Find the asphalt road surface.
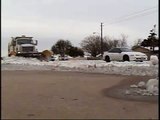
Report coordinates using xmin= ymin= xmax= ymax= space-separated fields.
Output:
xmin=1 ymin=71 xmax=158 ymax=119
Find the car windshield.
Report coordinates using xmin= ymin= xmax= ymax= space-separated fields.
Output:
xmin=120 ymin=48 xmax=132 ymax=52
xmin=17 ymin=39 xmax=32 ymax=44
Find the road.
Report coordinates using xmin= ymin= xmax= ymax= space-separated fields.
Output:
xmin=1 ymin=70 xmax=158 ymax=119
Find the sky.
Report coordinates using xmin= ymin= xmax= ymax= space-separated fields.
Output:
xmin=1 ymin=0 xmax=158 ymax=56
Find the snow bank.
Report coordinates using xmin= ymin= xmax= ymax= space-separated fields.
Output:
xmin=150 ymin=55 xmax=159 ymax=65
xmin=1 ymin=56 xmax=158 ymax=76
xmin=129 ymin=78 xmax=159 ymax=96
xmin=146 ymin=78 xmax=158 ymax=95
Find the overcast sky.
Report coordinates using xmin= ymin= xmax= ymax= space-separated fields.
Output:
xmin=1 ymin=0 xmax=158 ymax=56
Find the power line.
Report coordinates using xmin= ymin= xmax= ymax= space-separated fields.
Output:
xmin=106 ymin=10 xmax=158 ymax=26
xmin=104 ymin=5 xmax=158 ymax=26
xmin=105 ymin=5 xmax=158 ymax=23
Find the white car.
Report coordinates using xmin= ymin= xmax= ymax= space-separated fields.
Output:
xmin=103 ymin=47 xmax=148 ymax=62
xmin=50 ymin=55 xmax=55 ymax=61
xmin=58 ymin=55 xmax=69 ymax=60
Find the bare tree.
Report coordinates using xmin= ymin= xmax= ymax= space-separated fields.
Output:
xmin=133 ymin=38 xmax=143 ymax=46
xmin=103 ymin=36 xmax=118 ymax=51
xmin=116 ymin=34 xmax=128 ymax=47
xmin=81 ymin=35 xmax=101 ymax=57
xmin=81 ymin=34 xmax=128 ymax=57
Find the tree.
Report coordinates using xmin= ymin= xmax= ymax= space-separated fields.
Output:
xmin=103 ymin=36 xmax=118 ymax=51
xmin=51 ymin=39 xmax=72 ymax=56
xmin=81 ymin=34 xmax=128 ymax=57
xmin=51 ymin=39 xmax=84 ymax=57
xmin=141 ymin=25 xmax=159 ymax=52
xmin=81 ymin=35 xmax=101 ymax=57
xmin=133 ymin=38 xmax=143 ymax=46
xmin=68 ymin=47 xmax=84 ymax=57
xmin=132 ymin=38 xmax=143 ymax=49
xmin=118 ymin=34 xmax=128 ymax=47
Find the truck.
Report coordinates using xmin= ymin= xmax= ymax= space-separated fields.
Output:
xmin=8 ymin=35 xmax=53 ymax=61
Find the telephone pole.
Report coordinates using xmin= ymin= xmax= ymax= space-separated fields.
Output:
xmin=100 ymin=22 xmax=104 ymax=56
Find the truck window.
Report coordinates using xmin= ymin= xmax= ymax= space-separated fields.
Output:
xmin=17 ymin=39 xmax=32 ymax=44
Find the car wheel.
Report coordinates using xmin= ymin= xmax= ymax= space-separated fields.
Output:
xmin=105 ymin=56 xmax=110 ymax=62
xmin=123 ymin=55 xmax=129 ymax=61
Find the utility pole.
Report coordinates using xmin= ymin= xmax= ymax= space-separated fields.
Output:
xmin=100 ymin=22 xmax=104 ymax=56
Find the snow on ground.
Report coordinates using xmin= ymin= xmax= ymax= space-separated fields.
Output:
xmin=128 ymin=78 xmax=159 ymax=96
xmin=150 ymin=55 xmax=159 ymax=65
xmin=1 ymin=56 xmax=159 ymax=96
xmin=1 ymin=56 xmax=158 ymax=76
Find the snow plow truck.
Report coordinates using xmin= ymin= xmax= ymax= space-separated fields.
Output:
xmin=8 ymin=35 xmax=53 ymax=61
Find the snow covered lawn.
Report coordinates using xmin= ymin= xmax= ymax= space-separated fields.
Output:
xmin=1 ymin=56 xmax=158 ymax=76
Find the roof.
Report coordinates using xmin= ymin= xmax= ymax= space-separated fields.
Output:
xmin=15 ymin=37 xmax=33 ymax=39
xmin=13 ymin=35 xmax=33 ymax=39
xmin=132 ymin=46 xmax=150 ymax=51
xmin=132 ymin=46 xmax=159 ymax=52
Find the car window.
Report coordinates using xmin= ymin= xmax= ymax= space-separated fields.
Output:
xmin=119 ymin=48 xmax=132 ymax=52
xmin=108 ymin=48 xmax=121 ymax=53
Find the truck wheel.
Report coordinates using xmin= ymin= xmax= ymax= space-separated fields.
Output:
xmin=123 ymin=55 xmax=129 ymax=61
xmin=105 ymin=56 xmax=110 ymax=62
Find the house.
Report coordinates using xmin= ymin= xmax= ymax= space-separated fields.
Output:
xmin=132 ymin=46 xmax=159 ymax=60
xmin=145 ymin=47 xmax=159 ymax=54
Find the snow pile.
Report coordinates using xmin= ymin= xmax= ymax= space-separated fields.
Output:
xmin=150 ymin=55 xmax=159 ymax=65
xmin=1 ymin=56 xmax=158 ymax=76
xmin=137 ymin=81 xmax=146 ymax=89
xmin=1 ymin=56 xmax=53 ymax=66
xmin=129 ymin=78 xmax=159 ymax=96
xmin=146 ymin=79 xmax=158 ymax=95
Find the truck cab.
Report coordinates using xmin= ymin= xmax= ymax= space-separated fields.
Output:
xmin=8 ymin=35 xmax=39 ymax=57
